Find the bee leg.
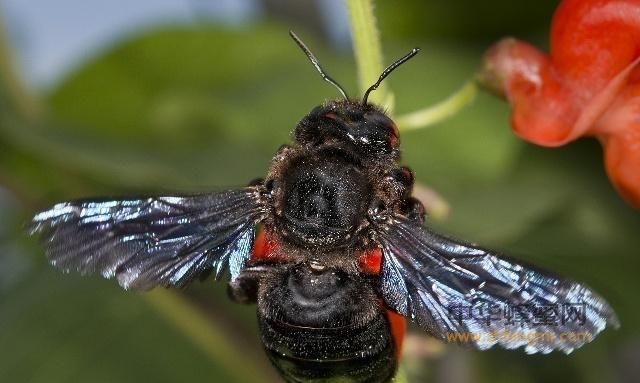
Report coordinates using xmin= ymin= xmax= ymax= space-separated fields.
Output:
xmin=385 ymin=166 xmax=415 ymax=199
xmin=400 ymin=197 xmax=426 ymax=224
xmin=227 ymin=265 xmax=271 ymax=304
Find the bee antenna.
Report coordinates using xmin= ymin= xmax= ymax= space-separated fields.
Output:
xmin=289 ymin=31 xmax=349 ymax=100
xmin=362 ymin=48 xmax=420 ymax=105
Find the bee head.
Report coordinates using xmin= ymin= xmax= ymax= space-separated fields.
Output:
xmin=288 ymin=31 xmax=417 ymax=158
xmin=294 ymin=101 xmax=399 ymax=157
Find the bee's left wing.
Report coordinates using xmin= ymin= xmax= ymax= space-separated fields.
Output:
xmin=29 ymin=187 xmax=266 ymax=291
xmin=377 ymin=215 xmax=619 ymax=354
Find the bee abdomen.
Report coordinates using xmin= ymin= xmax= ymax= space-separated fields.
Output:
xmin=258 ymin=313 xmax=396 ymax=383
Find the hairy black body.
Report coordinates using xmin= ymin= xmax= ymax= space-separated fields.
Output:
xmin=228 ymin=100 xmax=418 ymax=381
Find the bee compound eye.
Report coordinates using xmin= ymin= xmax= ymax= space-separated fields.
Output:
xmin=309 ymin=104 xmax=325 ymax=117
xmin=363 ymin=111 xmax=399 ymax=150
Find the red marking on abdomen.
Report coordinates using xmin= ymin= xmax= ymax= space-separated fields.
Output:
xmin=251 ymin=228 xmax=284 ymax=263
xmin=386 ymin=309 xmax=406 ymax=360
xmin=357 ymin=247 xmax=382 ymax=275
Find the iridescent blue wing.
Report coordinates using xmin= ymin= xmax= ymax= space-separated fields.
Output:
xmin=29 ymin=188 xmax=265 ymax=291
xmin=378 ymin=215 xmax=619 ymax=354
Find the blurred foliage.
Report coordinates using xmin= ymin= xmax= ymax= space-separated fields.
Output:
xmin=0 ymin=1 xmax=638 ymax=383
xmin=377 ymin=0 xmax=558 ymax=44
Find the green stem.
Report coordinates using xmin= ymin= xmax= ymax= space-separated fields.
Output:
xmin=144 ymin=290 xmax=268 ymax=383
xmin=395 ymin=366 xmax=409 ymax=383
xmin=395 ymin=80 xmax=477 ymax=131
xmin=0 ymin=12 xmax=43 ymax=119
xmin=345 ymin=0 xmax=390 ymax=108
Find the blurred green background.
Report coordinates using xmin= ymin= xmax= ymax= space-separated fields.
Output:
xmin=0 ymin=1 xmax=638 ymax=382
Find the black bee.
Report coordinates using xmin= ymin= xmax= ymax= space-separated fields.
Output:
xmin=29 ymin=32 xmax=619 ymax=383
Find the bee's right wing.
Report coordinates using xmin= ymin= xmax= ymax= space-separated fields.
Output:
xmin=377 ymin=215 xmax=619 ymax=354
xmin=29 ymin=187 xmax=266 ymax=291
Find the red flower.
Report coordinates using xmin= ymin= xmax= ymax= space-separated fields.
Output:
xmin=479 ymin=0 xmax=640 ymax=208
